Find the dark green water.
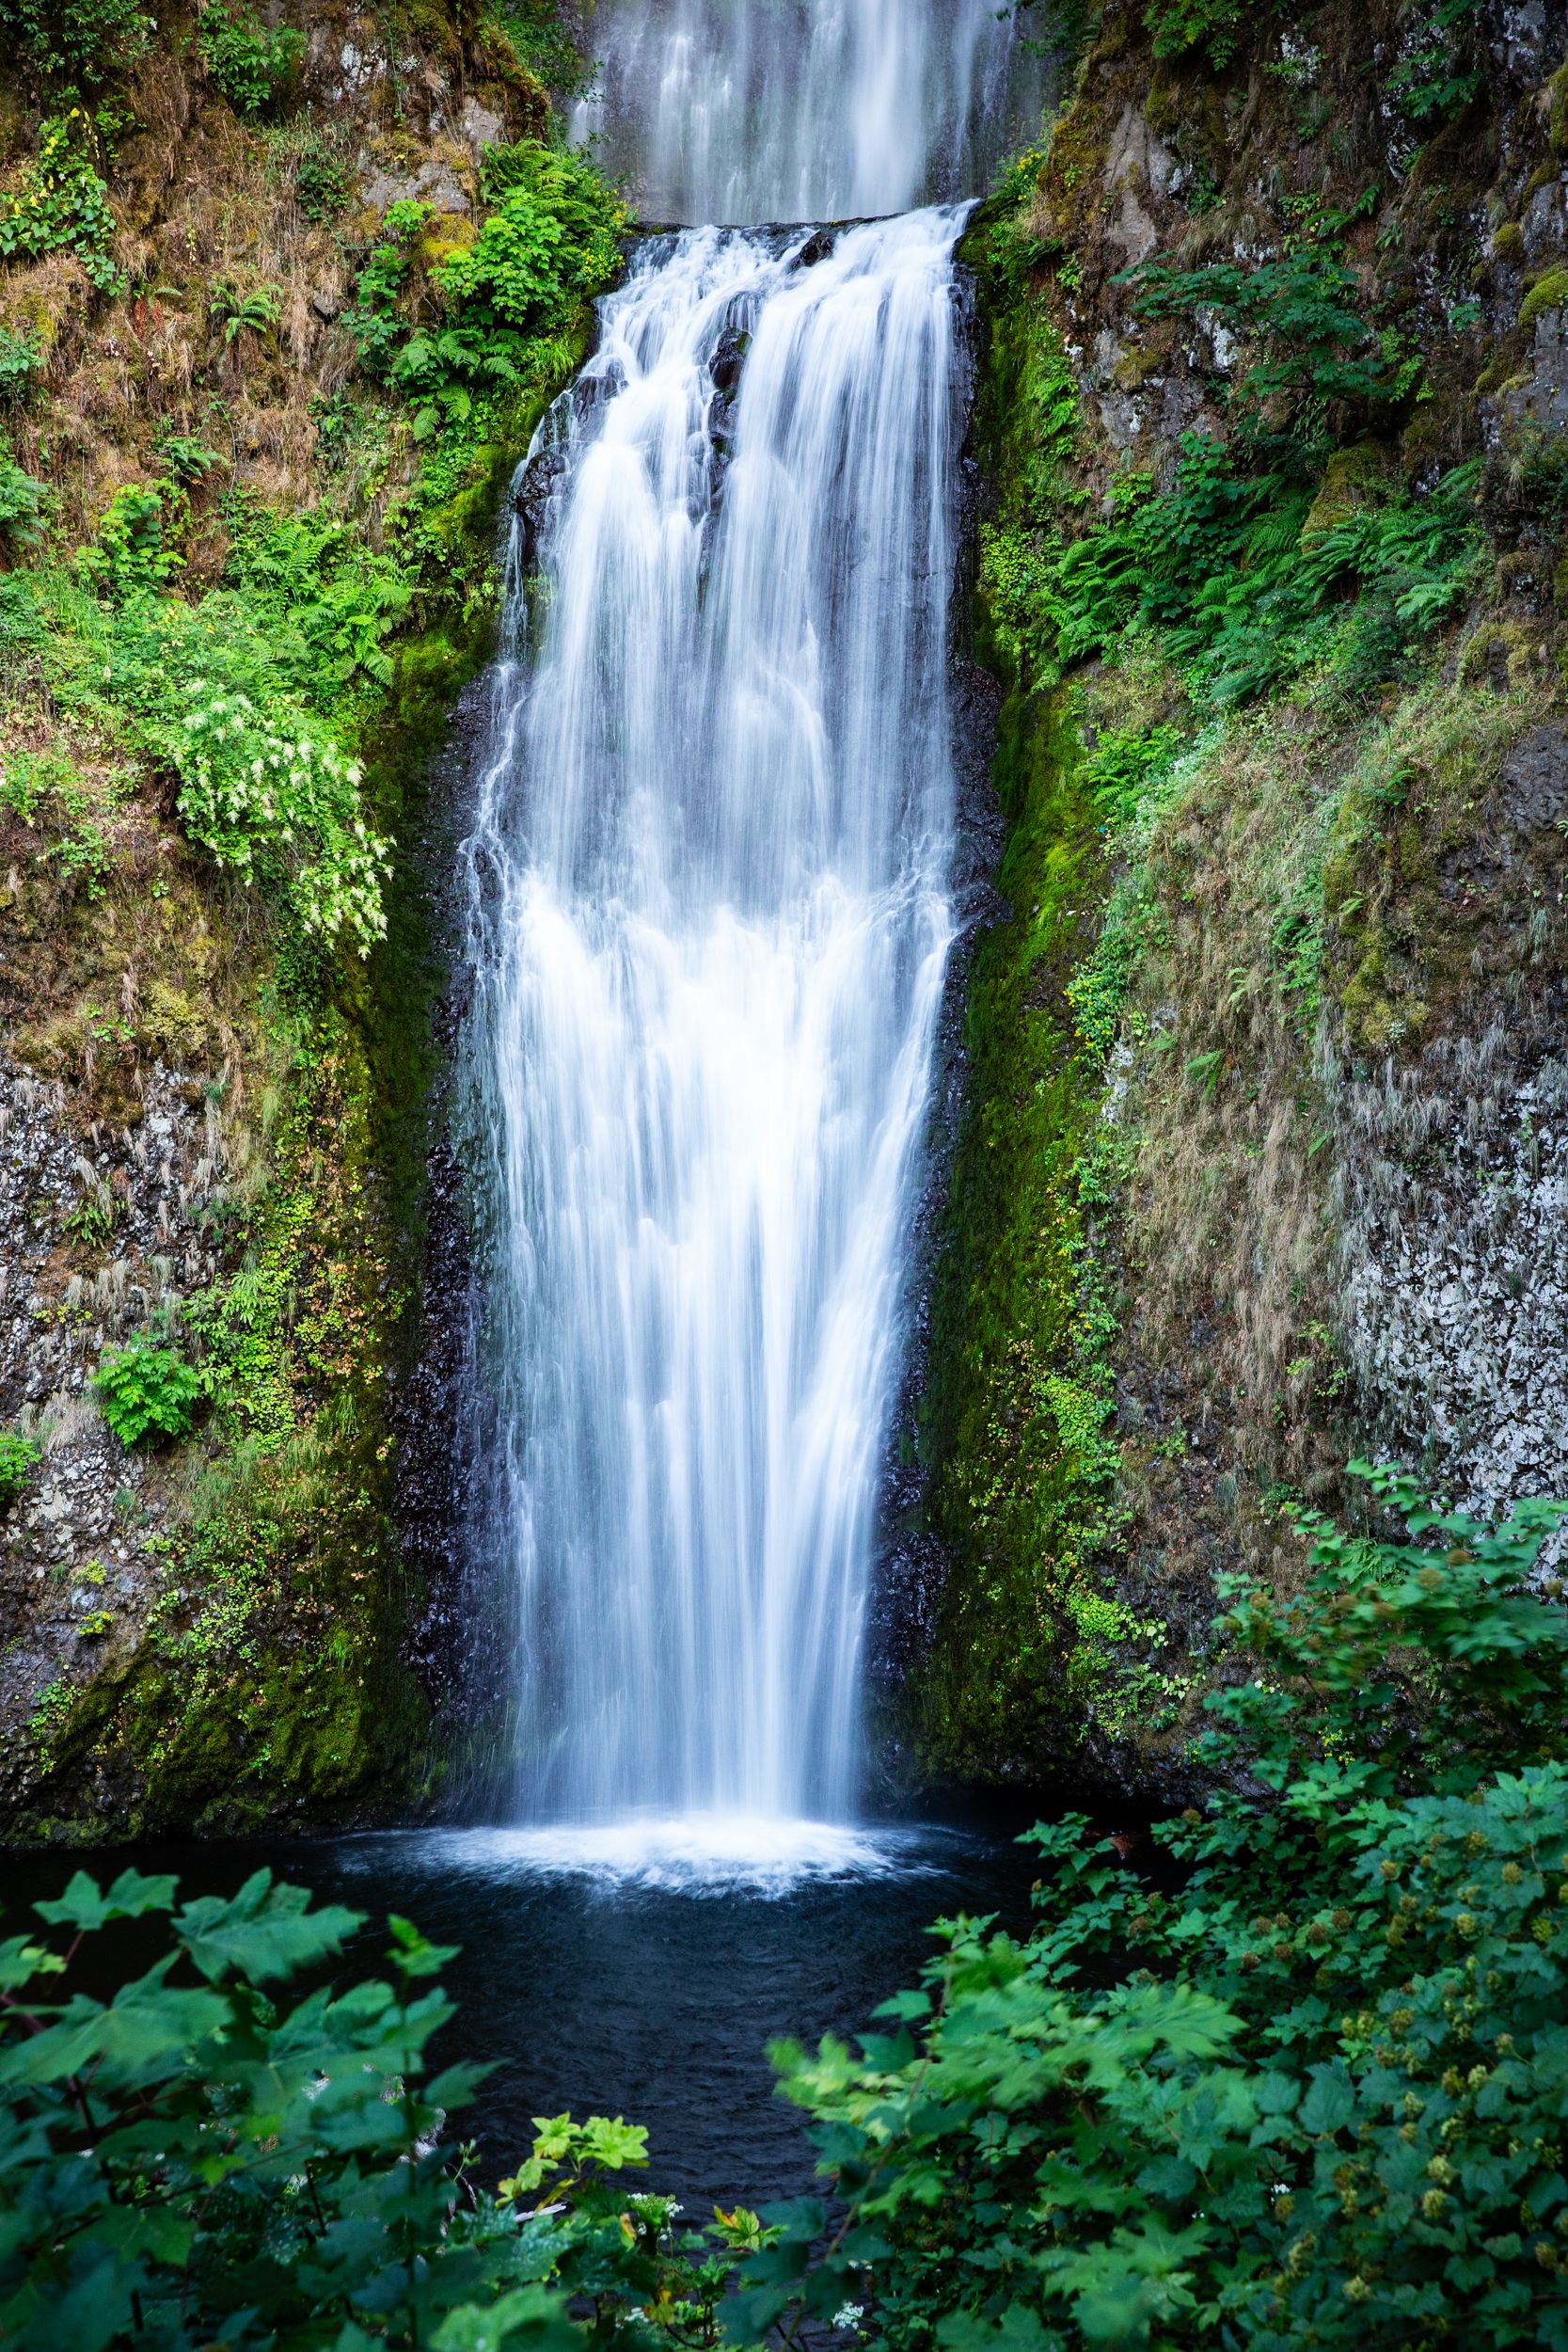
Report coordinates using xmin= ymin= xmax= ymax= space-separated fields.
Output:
xmin=3 ymin=1818 xmax=1043 ymax=2209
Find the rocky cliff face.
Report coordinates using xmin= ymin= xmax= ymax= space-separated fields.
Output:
xmin=0 ymin=0 xmax=601 ymax=1838
xmin=6 ymin=0 xmax=1566 ymax=1838
xmin=904 ymin=0 xmax=1568 ymax=1794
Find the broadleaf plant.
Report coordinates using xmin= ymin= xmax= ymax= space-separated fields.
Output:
xmin=734 ymin=1467 xmax=1568 ymax=2350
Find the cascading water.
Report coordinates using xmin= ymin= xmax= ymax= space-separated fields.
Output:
xmin=568 ymin=0 xmax=1050 ymax=225
xmin=456 ymin=0 xmax=1050 ymax=1852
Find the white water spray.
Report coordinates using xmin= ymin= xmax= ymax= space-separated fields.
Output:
xmin=465 ymin=215 xmax=965 ymax=1824
xmin=571 ymin=0 xmax=1049 ymax=225
xmin=458 ymin=3 xmax=1048 ymax=1854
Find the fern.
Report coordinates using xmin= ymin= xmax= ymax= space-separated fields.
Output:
xmin=1144 ymin=0 xmax=1259 ymax=68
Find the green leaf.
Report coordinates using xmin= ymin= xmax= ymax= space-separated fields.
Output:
xmin=1299 ymin=2062 xmax=1355 ymax=2136
xmin=0 ymin=1975 xmax=229 ymax=2089
xmin=176 ymin=1871 xmax=363 ymax=1983
xmin=35 ymin=1867 xmax=179 ymax=1931
xmin=1135 ymin=2153 xmax=1197 ymax=2200
xmin=0 ymin=1934 xmax=65 ymax=1991
xmin=431 ymin=2288 xmax=574 ymax=2352
xmin=388 ymin=1915 xmax=461 ymax=1977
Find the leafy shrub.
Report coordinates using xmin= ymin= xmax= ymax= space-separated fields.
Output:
xmin=0 ymin=451 xmax=50 ymax=554
xmin=1144 ymin=0 xmax=1258 ymax=68
xmin=343 ymin=198 xmax=433 ymax=377
xmin=450 ymin=140 xmax=624 ymax=325
xmin=220 ymin=496 xmax=412 ymax=687
xmin=342 ymin=148 xmax=622 ymax=453
xmin=210 ymin=277 xmax=283 ymax=346
xmin=293 ymin=140 xmax=348 ymax=220
xmin=0 ymin=329 xmax=42 ymax=411
xmin=1 ymin=744 xmax=117 ymax=898
xmin=65 ymin=1167 xmax=117 ymax=1237
xmin=1080 ymin=723 xmax=1180 ymax=828
xmin=391 ymin=146 xmax=625 ymax=437
xmin=0 ymin=110 xmax=121 ymax=294
xmin=497 ymin=0 xmax=591 ymax=89
xmin=93 ymin=1340 xmax=202 ymax=1445
xmin=1131 ymin=249 xmax=1418 ymax=420
xmin=48 ymin=576 xmax=395 ymax=952
xmin=1389 ymin=0 xmax=1482 ymax=125
xmin=0 ymin=1427 xmax=42 ymax=1506
xmin=77 ymin=480 xmax=175 ymax=596
xmin=173 ymin=681 xmax=391 ymax=947
xmin=1027 ymin=437 xmax=1481 ymax=706
xmin=0 ymin=0 xmax=150 ymax=85
xmin=197 ymin=0 xmax=304 ymax=119
xmin=0 ymin=574 xmax=43 ymax=650
xmin=740 ymin=1467 xmax=1568 ymax=2350
xmin=0 ymin=1869 xmax=774 ymax=2347
xmin=155 ymin=431 xmax=221 ymax=484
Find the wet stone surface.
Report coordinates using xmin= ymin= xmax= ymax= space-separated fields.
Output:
xmin=0 ymin=1056 xmax=228 ymax=1779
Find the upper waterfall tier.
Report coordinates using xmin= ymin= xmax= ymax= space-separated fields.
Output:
xmin=569 ymin=0 xmax=1053 ymax=225
xmin=461 ymin=213 xmax=970 ymax=1823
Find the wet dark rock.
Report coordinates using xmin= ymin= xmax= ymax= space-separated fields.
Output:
xmin=392 ymin=675 xmax=492 ymax=1789
xmin=1500 ymin=723 xmax=1568 ymax=834
xmin=513 ymin=442 xmax=573 ymax=569
xmin=791 ymin=226 xmax=837 ymax=269
xmin=865 ymin=256 xmax=1006 ymax=1779
xmin=708 ymin=326 xmax=749 ymax=396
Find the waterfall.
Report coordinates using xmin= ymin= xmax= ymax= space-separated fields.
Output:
xmin=456 ymin=1 xmax=1045 ymax=1841
xmin=570 ymin=0 xmax=1049 ymax=225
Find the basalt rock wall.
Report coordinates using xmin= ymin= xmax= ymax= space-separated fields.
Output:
xmin=903 ymin=0 xmax=1568 ymax=1797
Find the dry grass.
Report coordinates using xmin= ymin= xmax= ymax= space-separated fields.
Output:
xmin=1092 ymin=662 xmax=1568 ymax=1610
xmin=1096 ymin=684 xmax=1386 ymax=1603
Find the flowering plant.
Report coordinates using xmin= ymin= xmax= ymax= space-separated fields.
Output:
xmin=175 ymin=683 xmax=392 ymax=954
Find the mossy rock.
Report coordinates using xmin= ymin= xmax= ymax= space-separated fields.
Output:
xmin=1520 ymin=267 xmax=1568 ymax=335
xmin=1301 ymin=441 xmax=1389 ymax=540
xmin=1458 ymin=617 xmax=1537 ymax=691
xmin=1550 ymin=63 xmax=1568 ymax=157
xmin=142 ymin=980 xmax=220 ymax=1063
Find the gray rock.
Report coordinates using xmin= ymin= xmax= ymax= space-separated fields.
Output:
xmin=1502 ymin=301 xmax=1568 ymax=434
xmin=362 ymin=156 xmax=471 ymax=217
xmin=1101 ymin=103 xmax=1174 ymax=267
xmin=460 ymin=98 xmax=504 ymax=156
xmin=1520 ymin=172 xmax=1567 ymax=261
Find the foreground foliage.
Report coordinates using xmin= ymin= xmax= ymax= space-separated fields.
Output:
xmin=6 ymin=1471 xmax=1565 ymax=2350
xmin=0 ymin=1875 xmax=767 ymax=2351
xmin=747 ymin=1470 xmax=1568 ymax=2349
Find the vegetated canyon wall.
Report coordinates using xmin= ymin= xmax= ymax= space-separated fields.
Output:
xmin=6 ymin=0 xmax=1567 ymax=1844
xmin=898 ymin=0 xmax=1568 ymax=1798
xmin=0 ymin=0 xmax=608 ymax=1839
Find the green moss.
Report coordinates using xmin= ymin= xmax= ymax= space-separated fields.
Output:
xmin=900 ymin=172 xmax=1199 ymax=1784
xmin=1549 ymin=64 xmax=1568 ymax=156
xmin=908 ymin=681 xmax=1119 ymax=1778
xmin=1300 ymin=441 xmax=1388 ymax=539
xmin=1520 ymin=267 xmax=1568 ymax=334
xmin=1323 ymin=680 xmax=1553 ymax=1056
